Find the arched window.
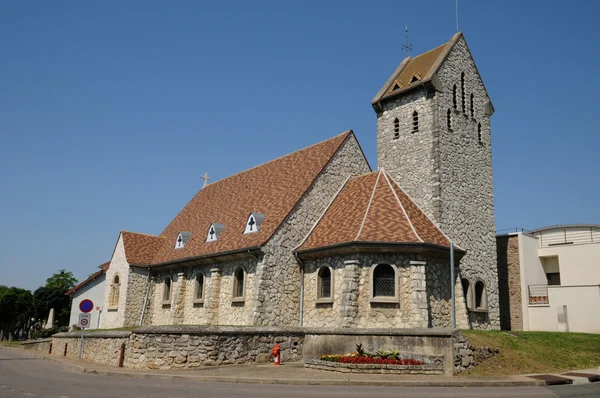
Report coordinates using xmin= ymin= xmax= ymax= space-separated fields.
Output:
xmin=412 ymin=111 xmax=419 ymax=133
xmin=447 ymin=109 xmax=452 ymax=131
xmin=109 ymin=275 xmax=120 ymax=307
xmin=461 ymin=278 xmax=472 ymax=309
xmin=163 ymin=276 xmax=172 ymax=303
xmin=233 ymin=268 xmax=245 ymax=300
xmin=461 ymin=72 xmax=466 ymax=113
xmin=194 ymin=274 xmax=204 ymax=302
xmin=393 ymin=117 xmax=400 ymax=138
xmin=477 ymin=123 xmax=482 ymax=143
xmin=372 ymin=263 xmax=396 ymax=298
xmin=452 ymin=84 xmax=457 ymax=110
xmin=475 ymin=280 xmax=488 ymax=311
xmin=317 ymin=266 xmax=333 ymax=300
xmin=470 ymin=93 xmax=475 ymax=117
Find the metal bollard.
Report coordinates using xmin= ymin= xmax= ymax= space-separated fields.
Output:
xmin=63 ymin=343 xmax=68 ymax=357
xmin=48 ymin=342 xmax=52 ymax=354
xmin=118 ymin=343 xmax=125 ymax=368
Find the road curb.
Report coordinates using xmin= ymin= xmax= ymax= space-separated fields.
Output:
xmin=12 ymin=348 xmax=546 ymax=388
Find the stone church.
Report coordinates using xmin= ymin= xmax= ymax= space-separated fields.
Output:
xmin=93 ymin=32 xmax=498 ymax=331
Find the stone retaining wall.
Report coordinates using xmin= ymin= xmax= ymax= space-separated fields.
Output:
xmin=126 ymin=326 xmax=304 ymax=369
xmin=304 ymin=359 xmax=444 ymax=375
xmin=20 ymin=326 xmax=473 ymax=375
xmin=21 ymin=339 xmax=52 ymax=353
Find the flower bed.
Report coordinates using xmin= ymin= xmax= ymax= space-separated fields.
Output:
xmin=306 ymin=344 xmax=444 ymax=375
xmin=320 ymin=354 xmax=424 ymax=366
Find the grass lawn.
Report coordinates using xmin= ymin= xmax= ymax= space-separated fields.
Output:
xmin=460 ymin=330 xmax=600 ymax=377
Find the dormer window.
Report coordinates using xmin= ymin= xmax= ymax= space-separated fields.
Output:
xmin=244 ymin=213 xmax=265 ymax=234
xmin=410 ymin=73 xmax=421 ymax=83
xmin=206 ymin=223 xmax=224 ymax=242
xmin=174 ymin=232 xmax=191 ymax=249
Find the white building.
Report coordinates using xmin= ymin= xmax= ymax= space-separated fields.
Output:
xmin=497 ymin=225 xmax=600 ymax=333
xmin=66 ymin=262 xmax=109 ymax=330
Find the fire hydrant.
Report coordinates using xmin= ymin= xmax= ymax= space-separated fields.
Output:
xmin=271 ymin=343 xmax=281 ymax=366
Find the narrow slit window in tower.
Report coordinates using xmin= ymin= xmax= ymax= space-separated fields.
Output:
xmin=447 ymin=109 xmax=452 ymax=131
xmin=393 ymin=118 xmax=400 ymax=138
xmin=478 ymin=122 xmax=482 ymax=143
xmin=470 ymin=93 xmax=475 ymax=117
xmin=452 ymin=84 xmax=457 ymax=110
xmin=461 ymin=72 xmax=466 ymax=113
xmin=412 ymin=111 xmax=418 ymax=133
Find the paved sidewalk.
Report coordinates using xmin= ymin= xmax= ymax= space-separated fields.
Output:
xmin=11 ymin=347 xmax=600 ymax=388
xmin=8 ymin=347 xmax=545 ymax=387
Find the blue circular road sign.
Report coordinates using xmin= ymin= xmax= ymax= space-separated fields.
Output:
xmin=79 ymin=299 xmax=94 ymax=313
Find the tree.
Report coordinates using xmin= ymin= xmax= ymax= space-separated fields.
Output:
xmin=33 ymin=270 xmax=78 ymax=328
xmin=0 ymin=286 xmax=33 ymax=340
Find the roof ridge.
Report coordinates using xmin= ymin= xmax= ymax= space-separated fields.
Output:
xmin=386 ymin=173 xmax=459 ymax=250
xmin=382 ymin=170 xmax=423 ymax=242
xmin=201 ymin=130 xmax=353 ymax=191
xmin=355 ymin=169 xmax=382 ymax=241
xmin=293 ymin=174 xmax=353 ymax=252
xmin=121 ymin=230 xmax=163 ymax=238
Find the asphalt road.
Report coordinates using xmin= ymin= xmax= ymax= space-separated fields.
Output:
xmin=1 ymin=348 xmax=599 ymax=398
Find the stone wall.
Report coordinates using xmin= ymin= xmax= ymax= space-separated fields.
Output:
xmin=101 ymin=234 xmax=130 ymax=329
xmin=435 ymin=36 xmax=499 ymax=330
xmin=376 ymin=35 xmax=499 ymax=330
xmin=146 ymin=258 xmax=258 ymax=326
xmin=20 ymin=326 xmax=473 ymax=375
xmin=24 ymin=331 xmax=132 ymax=366
xmin=302 ymin=253 xmax=468 ymax=329
xmin=251 ymin=134 xmax=371 ymax=326
xmin=497 ymin=235 xmax=523 ymax=330
xmin=124 ymin=267 xmax=149 ymax=327
xmin=126 ymin=326 xmax=304 ymax=369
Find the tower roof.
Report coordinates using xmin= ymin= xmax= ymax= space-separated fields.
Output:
xmin=296 ymin=169 xmax=454 ymax=255
xmin=371 ymin=32 xmax=463 ymax=110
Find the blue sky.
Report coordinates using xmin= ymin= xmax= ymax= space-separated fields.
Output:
xmin=1 ymin=0 xmax=598 ymax=291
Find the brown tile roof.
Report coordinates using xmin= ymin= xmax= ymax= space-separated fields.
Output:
xmin=121 ymin=231 xmax=165 ymax=265
xmin=132 ymin=131 xmax=353 ymax=266
xmin=385 ymin=44 xmax=447 ymax=95
xmin=297 ymin=170 xmax=451 ymax=252
xmin=371 ymin=32 xmax=463 ymax=106
xmin=65 ymin=262 xmax=110 ymax=296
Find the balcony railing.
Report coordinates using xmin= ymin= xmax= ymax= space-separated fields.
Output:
xmin=528 ymin=284 xmax=549 ymax=305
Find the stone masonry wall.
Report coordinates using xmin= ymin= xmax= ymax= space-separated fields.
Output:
xmin=435 ymin=36 xmax=499 ymax=329
xmin=376 ymin=88 xmax=439 ymax=222
xmin=377 ymin=36 xmax=499 ymax=330
xmin=147 ymin=258 xmax=257 ymax=326
xmin=496 ymin=235 xmax=523 ymax=330
xmin=44 ymin=331 xmax=131 ymax=367
xmin=124 ymin=267 xmax=149 ymax=327
xmin=302 ymin=253 xmax=468 ymax=329
xmin=127 ymin=326 xmax=304 ymax=369
xmin=101 ymin=234 xmax=130 ymax=329
xmin=251 ymin=134 xmax=371 ymax=326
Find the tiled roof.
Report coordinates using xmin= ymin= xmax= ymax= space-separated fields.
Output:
xmin=372 ymin=32 xmax=462 ymax=106
xmin=65 ymin=262 xmax=110 ymax=296
xmin=385 ymin=44 xmax=447 ymax=94
xmin=121 ymin=231 xmax=165 ymax=266
xmin=297 ymin=170 xmax=451 ymax=252
xmin=135 ymin=131 xmax=353 ymax=266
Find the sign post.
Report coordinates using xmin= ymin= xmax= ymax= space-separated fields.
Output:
xmin=78 ymin=299 xmax=94 ymax=360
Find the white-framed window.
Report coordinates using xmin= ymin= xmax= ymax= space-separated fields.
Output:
xmin=109 ymin=274 xmax=120 ymax=308
xmin=193 ymin=273 xmax=204 ymax=303
xmin=316 ymin=265 xmax=334 ymax=303
xmin=174 ymin=232 xmax=191 ymax=249
xmin=232 ymin=267 xmax=245 ymax=302
xmin=370 ymin=262 xmax=399 ymax=303
xmin=243 ymin=213 xmax=265 ymax=234
xmin=206 ymin=223 xmax=224 ymax=242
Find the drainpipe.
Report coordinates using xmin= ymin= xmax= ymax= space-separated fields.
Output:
xmin=294 ymin=253 xmax=304 ymax=327
xmin=138 ymin=268 xmax=152 ymax=327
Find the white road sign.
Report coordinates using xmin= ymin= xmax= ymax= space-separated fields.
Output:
xmin=78 ymin=313 xmax=91 ymax=329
